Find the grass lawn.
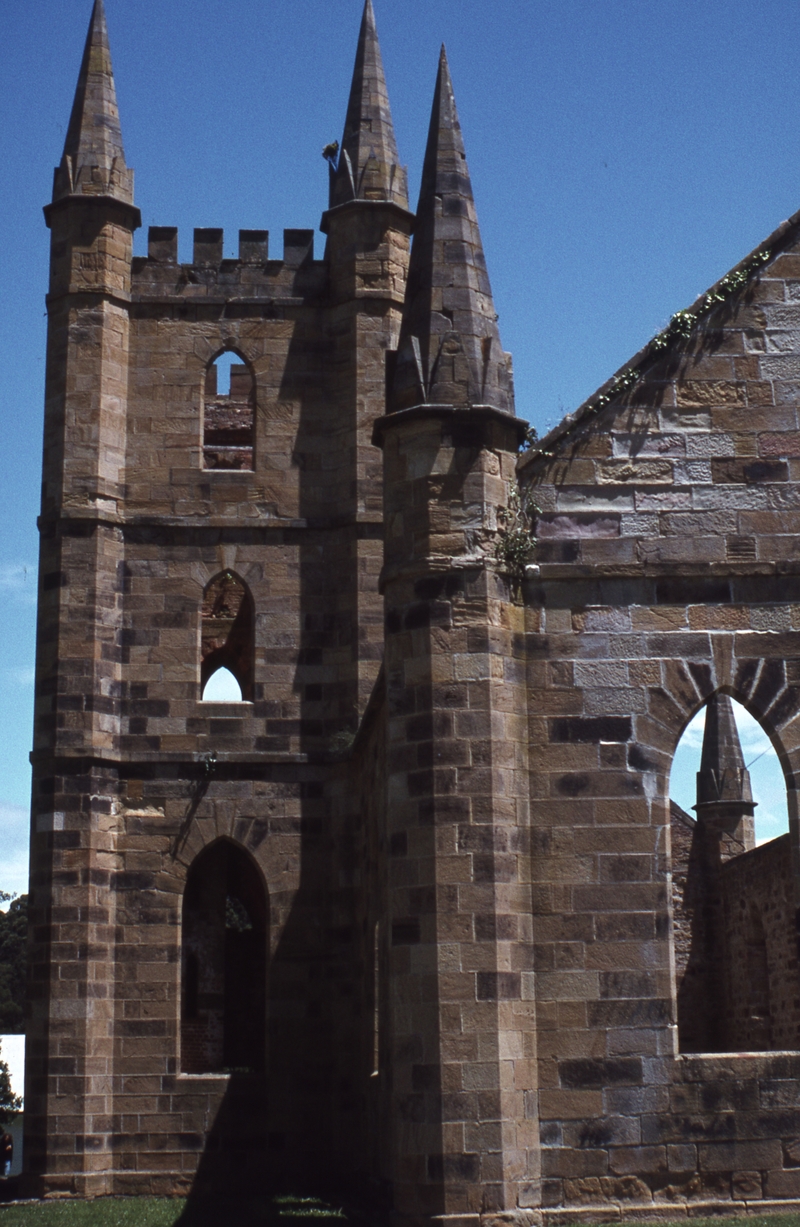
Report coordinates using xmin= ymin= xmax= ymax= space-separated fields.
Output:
xmin=0 ymin=1194 xmax=350 ymax=1227
xmin=4 ymin=1207 xmax=800 ymax=1227
xmin=2 ymin=1205 xmax=800 ymax=1227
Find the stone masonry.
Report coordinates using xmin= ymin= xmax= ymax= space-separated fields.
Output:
xmin=25 ymin=0 xmax=800 ymax=1223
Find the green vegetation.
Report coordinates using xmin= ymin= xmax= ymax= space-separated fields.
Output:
xmin=0 ymin=1043 xmax=21 ymax=1125
xmin=1 ymin=1203 xmax=800 ymax=1227
xmin=530 ymin=247 xmax=773 ymax=456
xmin=0 ymin=893 xmax=27 ymax=1033
xmin=0 ymin=1204 xmax=181 ymax=1227
xmin=494 ymin=481 xmax=538 ymax=580
xmin=0 ymin=1195 xmax=351 ymax=1227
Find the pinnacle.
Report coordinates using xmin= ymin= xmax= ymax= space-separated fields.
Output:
xmin=53 ymin=0 xmax=134 ymax=205
xmin=330 ymin=0 xmax=408 ymax=209
xmin=696 ymin=693 xmax=754 ymax=808
xmin=390 ymin=46 xmax=514 ymax=414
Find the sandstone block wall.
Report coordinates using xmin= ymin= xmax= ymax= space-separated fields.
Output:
xmin=28 ymin=190 xmax=411 ymax=1199
xmin=31 ymin=5 xmax=800 ymax=1217
xmin=520 ymin=220 xmax=800 ymax=1217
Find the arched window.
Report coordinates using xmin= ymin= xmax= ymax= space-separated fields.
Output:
xmin=203 ymin=351 xmax=255 ymax=470
xmin=669 ymin=693 xmax=795 ymax=1052
xmin=200 ymin=572 xmax=254 ymax=702
xmin=181 ymin=840 xmax=268 ymax=1074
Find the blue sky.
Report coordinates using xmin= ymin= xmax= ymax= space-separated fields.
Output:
xmin=2 ymin=0 xmax=800 ymax=894
xmin=671 ymin=703 xmax=789 ymax=846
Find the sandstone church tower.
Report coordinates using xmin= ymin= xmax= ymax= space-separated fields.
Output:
xmin=27 ymin=0 xmax=800 ymax=1221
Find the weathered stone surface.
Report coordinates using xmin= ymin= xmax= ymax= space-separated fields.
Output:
xmin=29 ymin=0 xmax=800 ymax=1221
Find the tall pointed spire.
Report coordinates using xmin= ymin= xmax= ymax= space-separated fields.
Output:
xmin=696 ymin=694 xmax=754 ymax=808
xmin=330 ymin=0 xmax=407 ymax=209
xmin=53 ymin=0 xmax=133 ymax=204
xmin=390 ymin=47 xmax=514 ymax=415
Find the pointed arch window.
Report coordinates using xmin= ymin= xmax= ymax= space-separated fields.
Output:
xmin=203 ymin=351 xmax=255 ymax=470
xmin=181 ymin=840 xmax=268 ymax=1074
xmin=201 ymin=572 xmax=254 ymax=702
xmin=669 ymin=693 xmax=796 ymax=1053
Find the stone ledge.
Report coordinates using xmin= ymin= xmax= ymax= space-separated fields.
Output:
xmin=540 ymin=1198 xmax=800 ymax=1225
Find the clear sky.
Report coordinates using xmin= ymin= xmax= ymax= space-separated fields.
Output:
xmin=671 ymin=703 xmax=789 ymax=846
xmin=2 ymin=0 xmax=800 ymax=894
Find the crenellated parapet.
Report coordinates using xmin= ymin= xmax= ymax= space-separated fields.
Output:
xmin=132 ymin=226 xmax=326 ymax=305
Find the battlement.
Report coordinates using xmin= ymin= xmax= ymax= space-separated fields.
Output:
xmin=143 ymin=226 xmax=316 ymax=266
xmin=131 ymin=226 xmax=324 ymax=302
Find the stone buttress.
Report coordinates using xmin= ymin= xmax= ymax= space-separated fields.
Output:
xmin=374 ymin=49 xmax=536 ymax=1227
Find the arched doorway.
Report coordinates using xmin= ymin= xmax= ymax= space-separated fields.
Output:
xmin=181 ymin=840 xmax=268 ymax=1073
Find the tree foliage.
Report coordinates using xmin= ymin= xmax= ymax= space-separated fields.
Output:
xmin=0 ymin=1038 xmax=21 ymax=1124
xmin=0 ymin=893 xmax=27 ymax=1034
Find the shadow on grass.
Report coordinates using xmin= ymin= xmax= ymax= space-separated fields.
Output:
xmin=175 ymin=1194 xmax=349 ymax=1227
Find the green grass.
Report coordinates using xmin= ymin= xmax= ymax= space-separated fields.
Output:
xmin=0 ymin=1195 xmax=352 ymax=1227
xmin=0 ymin=1202 xmax=184 ymax=1227
xmin=4 ymin=1204 xmax=798 ymax=1227
xmin=0 ymin=1207 xmax=800 ymax=1227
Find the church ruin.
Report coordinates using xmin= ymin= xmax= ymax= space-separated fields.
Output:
xmin=26 ymin=0 xmax=800 ymax=1220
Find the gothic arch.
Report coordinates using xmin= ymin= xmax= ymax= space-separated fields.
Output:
xmin=668 ymin=684 xmax=799 ymax=1053
xmin=181 ymin=838 xmax=268 ymax=1074
xmin=200 ymin=570 xmax=255 ymax=701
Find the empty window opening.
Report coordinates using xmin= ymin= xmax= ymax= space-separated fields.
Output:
xmin=669 ymin=693 xmax=797 ymax=1053
xmin=203 ymin=351 xmax=254 ymax=470
xmin=181 ymin=840 xmax=268 ymax=1074
xmin=671 ymin=699 xmax=788 ymax=845
xmin=202 ymin=666 xmax=243 ymax=703
xmin=200 ymin=572 xmax=254 ymax=702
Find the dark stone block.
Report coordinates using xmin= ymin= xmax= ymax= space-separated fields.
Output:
xmin=559 ymin=1058 xmax=642 ymax=1089
xmin=550 ymin=717 xmax=632 ymax=743
xmin=477 ymin=971 xmax=520 ymax=1000
xmin=655 ymin=577 xmax=731 ymax=605
xmin=588 ymin=998 xmax=672 ymax=1028
xmin=751 ymin=658 xmax=786 ymax=714
xmin=767 ymin=684 xmax=800 ymax=730
xmin=628 ymin=743 xmax=658 ymax=771
xmin=391 ymin=919 xmax=420 ymax=945
xmin=428 ymin=1152 xmax=480 ymax=1182
xmin=556 ymin=773 xmax=590 ymax=796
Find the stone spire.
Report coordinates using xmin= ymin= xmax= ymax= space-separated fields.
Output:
xmin=696 ymin=694 xmax=753 ymax=807
xmin=53 ymin=0 xmax=134 ymax=205
xmin=390 ymin=46 xmax=514 ymax=415
xmin=695 ymin=693 xmax=756 ymax=855
xmin=330 ymin=0 xmax=407 ymax=209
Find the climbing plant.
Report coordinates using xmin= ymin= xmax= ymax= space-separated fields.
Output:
xmin=529 ymin=248 xmax=772 ymax=454
xmin=495 ymin=481 xmax=538 ymax=580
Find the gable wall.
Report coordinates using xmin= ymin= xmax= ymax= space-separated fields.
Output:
xmin=519 ymin=235 xmax=800 ymax=1213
